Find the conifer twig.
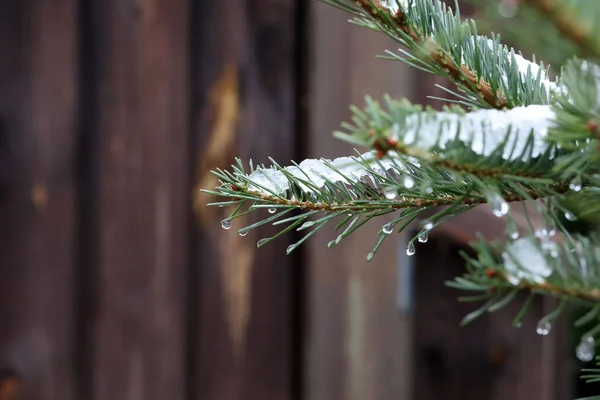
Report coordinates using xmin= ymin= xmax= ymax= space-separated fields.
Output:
xmin=523 ymin=0 xmax=600 ymax=59
xmin=352 ymin=0 xmax=508 ymax=109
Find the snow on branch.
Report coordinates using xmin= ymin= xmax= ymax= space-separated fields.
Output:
xmin=246 ymin=151 xmax=408 ymax=196
xmin=397 ymin=105 xmax=556 ymax=161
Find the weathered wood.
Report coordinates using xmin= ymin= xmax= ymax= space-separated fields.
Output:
xmin=0 ymin=1 xmax=78 ymax=399
xmin=87 ymin=1 xmax=190 ymax=399
xmin=306 ymin=3 xmax=417 ymax=400
xmin=191 ymin=1 xmax=300 ymax=399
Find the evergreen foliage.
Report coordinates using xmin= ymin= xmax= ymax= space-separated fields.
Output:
xmin=201 ymin=0 xmax=600 ymax=393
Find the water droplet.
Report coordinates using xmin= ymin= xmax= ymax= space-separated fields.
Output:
xmin=238 ymin=230 xmax=248 ymax=237
xmin=366 ymin=252 xmax=374 ymax=262
xmin=507 ymin=274 xmax=521 ymax=286
xmin=257 ymin=238 xmax=268 ymax=247
xmin=406 ymin=242 xmax=416 ymax=256
xmin=404 ymin=175 xmax=415 ymax=189
xmin=515 ymin=322 xmax=523 ymax=329
xmin=382 ymin=223 xmax=393 ymax=235
xmin=506 ymin=222 xmax=519 ymax=240
xmin=498 ymin=0 xmax=518 ymax=18
xmin=577 ymin=336 xmax=595 ymax=362
xmin=418 ymin=231 xmax=429 ymax=243
xmin=286 ymin=245 xmax=294 ymax=254
xmin=425 ymin=186 xmax=433 ymax=194
xmin=383 ymin=187 xmax=397 ymax=200
xmin=536 ymin=321 xmax=551 ymax=336
xmin=488 ymin=192 xmax=509 ymax=217
xmin=328 ymin=240 xmax=336 ymax=248
xmin=565 ymin=211 xmax=578 ymax=221
xmin=569 ymin=176 xmax=583 ymax=192
xmin=546 ymin=218 xmax=556 ymax=236
xmin=268 ymin=207 xmax=277 ymax=214
xmin=347 ymin=212 xmax=353 ymax=217
xmin=422 ymin=220 xmax=434 ymax=230
xmin=221 ymin=219 xmax=233 ymax=230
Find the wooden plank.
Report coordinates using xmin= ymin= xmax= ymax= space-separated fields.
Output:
xmin=87 ymin=1 xmax=190 ymax=399
xmin=306 ymin=3 xmax=417 ymax=400
xmin=0 ymin=1 xmax=78 ymax=399
xmin=191 ymin=1 xmax=300 ymax=399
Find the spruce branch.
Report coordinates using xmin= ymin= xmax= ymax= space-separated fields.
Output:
xmin=348 ymin=0 xmax=508 ymax=108
xmin=451 ymin=233 xmax=600 ymax=325
xmin=323 ymin=0 xmax=558 ymax=109
xmin=523 ymin=0 xmax=600 ymax=59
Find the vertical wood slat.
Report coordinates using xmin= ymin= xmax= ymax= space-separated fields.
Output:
xmin=306 ymin=3 xmax=417 ymax=400
xmin=0 ymin=1 xmax=78 ymax=399
xmin=88 ymin=1 xmax=190 ymax=399
xmin=191 ymin=1 xmax=299 ymax=399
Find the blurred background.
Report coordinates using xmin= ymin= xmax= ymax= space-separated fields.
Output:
xmin=0 ymin=0 xmax=591 ymax=399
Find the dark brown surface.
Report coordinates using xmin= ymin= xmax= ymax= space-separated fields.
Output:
xmin=86 ymin=1 xmax=190 ymax=399
xmin=191 ymin=1 xmax=300 ymax=400
xmin=0 ymin=1 xmax=78 ymax=399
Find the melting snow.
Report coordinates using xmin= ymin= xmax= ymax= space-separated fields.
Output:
xmin=399 ymin=105 xmax=555 ymax=161
xmin=502 ymin=237 xmax=555 ymax=284
xmin=247 ymin=151 xmax=407 ymax=196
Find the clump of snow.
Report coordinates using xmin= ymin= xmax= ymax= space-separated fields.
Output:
xmin=502 ymin=237 xmax=555 ymax=285
xmin=380 ymin=0 xmax=412 ymax=14
xmin=246 ymin=151 xmax=407 ymax=196
xmin=399 ymin=104 xmax=555 ymax=161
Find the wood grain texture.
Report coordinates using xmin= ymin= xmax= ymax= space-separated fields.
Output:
xmin=0 ymin=1 xmax=78 ymax=399
xmin=87 ymin=1 xmax=190 ymax=399
xmin=191 ymin=1 xmax=299 ymax=399
xmin=306 ymin=3 xmax=417 ymax=400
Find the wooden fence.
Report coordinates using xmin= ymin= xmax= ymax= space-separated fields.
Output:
xmin=0 ymin=1 xmax=574 ymax=399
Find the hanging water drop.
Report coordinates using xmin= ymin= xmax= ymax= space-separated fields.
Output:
xmin=404 ymin=175 xmax=415 ymax=189
xmin=565 ymin=211 xmax=578 ymax=221
xmin=425 ymin=186 xmax=433 ymax=194
xmin=366 ymin=252 xmax=375 ymax=262
xmin=418 ymin=231 xmax=429 ymax=243
xmin=384 ymin=187 xmax=397 ymax=200
xmin=422 ymin=219 xmax=434 ymax=231
xmin=406 ymin=242 xmax=416 ymax=256
xmin=536 ymin=321 xmax=551 ymax=336
xmin=382 ymin=223 xmax=393 ymax=235
xmin=268 ymin=207 xmax=277 ymax=214
xmin=286 ymin=245 xmax=294 ymax=254
xmin=507 ymin=274 xmax=521 ymax=286
xmin=257 ymin=238 xmax=268 ymax=247
xmin=238 ymin=230 xmax=248 ymax=237
xmin=506 ymin=221 xmax=519 ymax=240
xmin=569 ymin=176 xmax=583 ymax=192
xmin=546 ymin=218 xmax=556 ymax=236
xmin=488 ymin=191 xmax=509 ymax=217
xmin=577 ymin=336 xmax=596 ymax=362
xmin=327 ymin=240 xmax=336 ymax=248
xmin=221 ymin=219 xmax=233 ymax=230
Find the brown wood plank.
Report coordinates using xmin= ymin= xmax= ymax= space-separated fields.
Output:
xmin=306 ymin=3 xmax=417 ymax=400
xmin=191 ymin=1 xmax=300 ymax=399
xmin=88 ymin=1 xmax=190 ymax=399
xmin=0 ymin=1 xmax=78 ymax=399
